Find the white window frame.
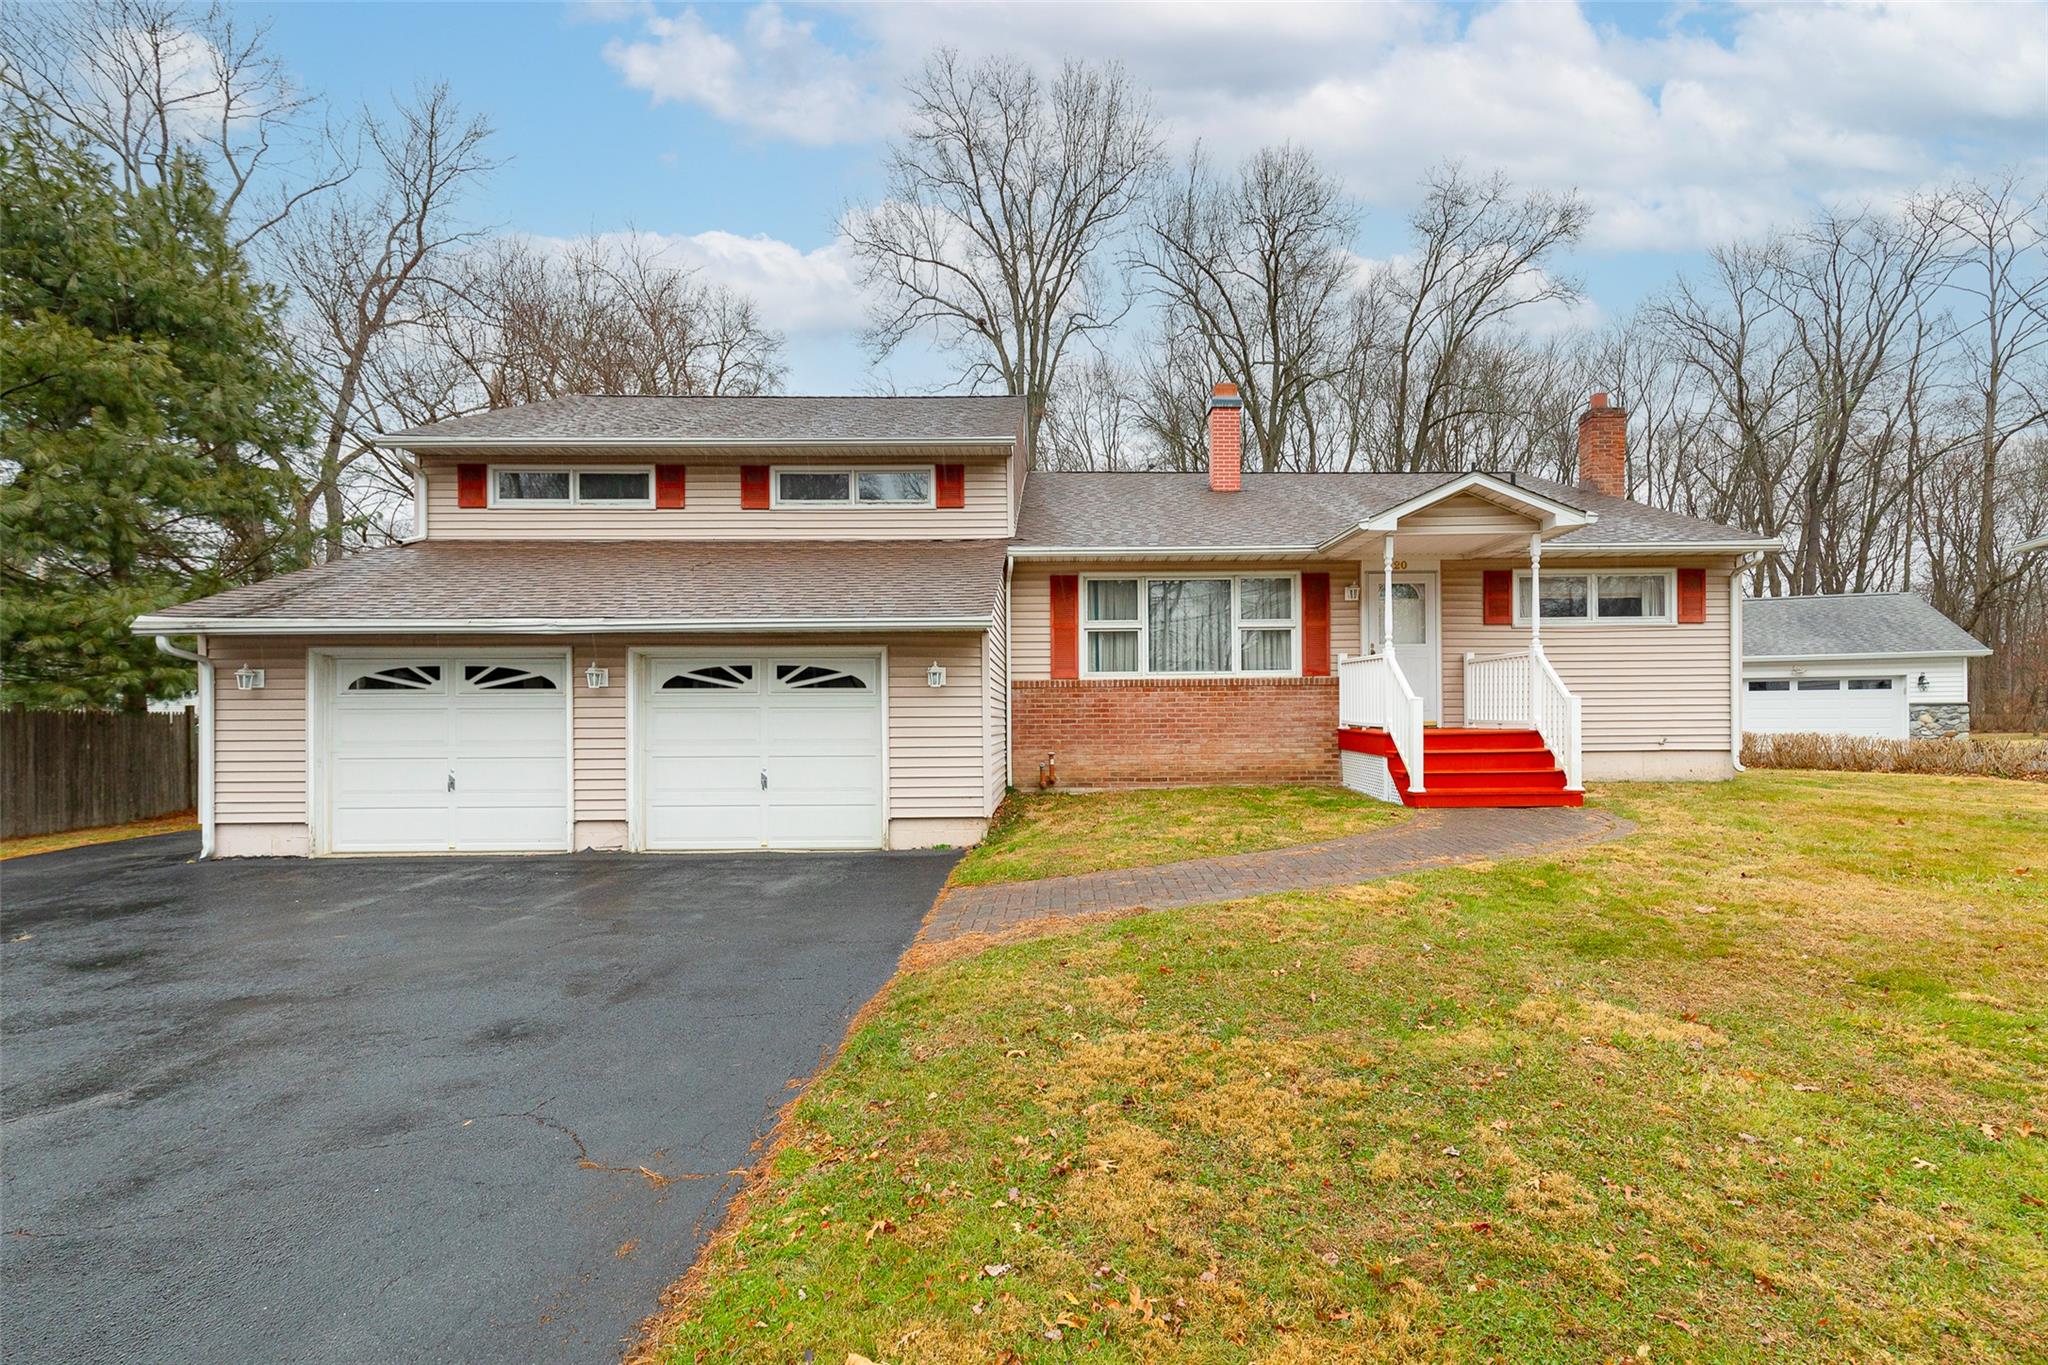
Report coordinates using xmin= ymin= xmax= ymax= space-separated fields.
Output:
xmin=1079 ymin=572 xmax=1302 ymax=678
xmin=487 ymin=465 xmax=655 ymax=509
xmin=769 ymin=465 xmax=936 ymax=509
xmin=1512 ymin=567 xmax=1678 ymax=627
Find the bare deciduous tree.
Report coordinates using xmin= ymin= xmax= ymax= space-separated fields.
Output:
xmin=1 ymin=0 xmax=348 ymax=244
xmin=1362 ymin=164 xmax=1589 ymax=472
xmin=1136 ymin=143 xmax=1358 ymax=472
xmin=448 ymin=235 xmax=785 ymax=406
xmin=844 ymin=49 xmax=1161 ymax=451
xmin=276 ymin=84 xmax=496 ymax=558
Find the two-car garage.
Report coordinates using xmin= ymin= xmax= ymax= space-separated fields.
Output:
xmin=315 ymin=649 xmax=886 ymax=853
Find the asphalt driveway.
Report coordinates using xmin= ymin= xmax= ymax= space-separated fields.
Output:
xmin=1 ymin=834 xmax=952 ymax=1363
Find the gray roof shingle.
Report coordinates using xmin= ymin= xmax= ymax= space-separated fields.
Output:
xmin=1015 ymin=472 xmax=1771 ymax=551
xmin=377 ymin=395 xmax=1027 ymax=446
xmin=1743 ymin=593 xmax=1990 ymax=660
xmin=135 ymin=540 xmax=1007 ymax=628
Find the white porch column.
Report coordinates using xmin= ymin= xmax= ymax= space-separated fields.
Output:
xmin=1527 ymin=530 xmax=1543 ymax=727
xmin=1381 ymin=535 xmax=1395 ymax=655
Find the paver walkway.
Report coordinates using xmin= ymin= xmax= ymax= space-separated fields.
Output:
xmin=922 ymin=805 xmax=1631 ymax=945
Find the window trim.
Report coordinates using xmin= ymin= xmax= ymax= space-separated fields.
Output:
xmin=1079 ymin=572 xmax=1302 ymax=678
xmin=487 ymin=464 xmax=655 ymax=509
xmin=1511 ymin=567 xmax=1678 ymax=627
xmin=769 ymin=464 xmax=936 ymax=510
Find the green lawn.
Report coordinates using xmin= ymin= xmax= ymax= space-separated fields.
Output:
xmin=644 ymin=773 xmax=2048 ymax=1363
xmin=950 ymin=784 xmax=1408 ymax=887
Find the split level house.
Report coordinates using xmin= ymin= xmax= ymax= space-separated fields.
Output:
xmin=133 ymin=386 xmax=1778 ymax=857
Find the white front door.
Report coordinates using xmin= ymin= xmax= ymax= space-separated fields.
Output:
xmin=1365 ymin=574 xmax=1440 ymax=722
xmin=639 ymin=654 xmax=886 ymax=850
xmin=324 ymin=656 xmax=569 ymax=853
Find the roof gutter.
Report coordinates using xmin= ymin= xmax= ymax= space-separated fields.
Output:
xmin=1008 ymin=544 xmax=1321 ymax=560
xmin=154 ymin=635 xmax=214 ymax=858
xmin=132 ymin=614 xmax=996 ymax=636
xmin=371 ymin=435 xmax=1015 ymax=450
xmin=1744 ymin=648 xmax=1993 ymax=662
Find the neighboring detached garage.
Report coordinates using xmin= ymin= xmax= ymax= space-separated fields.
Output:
xmin=1743 ymin=592 xmax=1991 ymax=740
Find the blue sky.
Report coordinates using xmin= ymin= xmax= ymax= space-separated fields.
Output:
xmin=249 ymin=1 xmax=2048 ymax=392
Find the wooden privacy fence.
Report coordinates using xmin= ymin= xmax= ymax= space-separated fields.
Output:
xmin=2 ymin=707 xmax=197 ymax=839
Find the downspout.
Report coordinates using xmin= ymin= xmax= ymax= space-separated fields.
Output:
xmin=155 ymin=634 xmax=215 ymax=857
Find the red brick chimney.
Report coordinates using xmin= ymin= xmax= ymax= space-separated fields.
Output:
xmin=1576 ymin=392 xmax=1627 ymax=499
xmin=1207 ymin=382 xmax=1242 ymax=492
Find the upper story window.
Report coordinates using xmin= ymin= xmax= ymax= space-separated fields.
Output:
xmin=772 ymin=466 xmax=933 ymax=508
xmin=1083 ymin=574 xmax=1299 ymax=676
xmin=492 ymin=467 xmax=652 ymax=508
xmin=1514 ymin=569 xmax=1674 ymax=626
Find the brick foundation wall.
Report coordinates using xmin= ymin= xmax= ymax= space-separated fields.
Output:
xmin=1011 ymin=677 xmax=1339 ymax=788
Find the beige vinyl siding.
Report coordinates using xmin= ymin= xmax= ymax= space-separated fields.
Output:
xmin=207 ymin=636 xmax=309 ymax=822
xmin=422 ymin=458 xmax=1012 ymax=540
xmin=202 ymin=630 xmax=990 ymax=841
xmin=1396 ymin=492 xmax=1538 ymax=536
xmin=1440 ymin=559 xmax=1737 ymax=752
xmin=1010 ymin=560 xmax=1361 ymax=679
xmin=983 ymin=567 xmax=1010 ymax=811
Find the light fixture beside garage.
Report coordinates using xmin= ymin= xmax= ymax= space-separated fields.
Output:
xmin=1916 ymin=672 xmax=1929 ymax=691
xmin=584 ymin=662 xmax=610 ymax=689
xmin=926 ymin=661 xmax=947 ymax=688
xmin=234 ymin=666 xmax=265 ymax=690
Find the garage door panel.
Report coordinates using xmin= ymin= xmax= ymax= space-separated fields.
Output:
xmin=642 ymin=654 xmax=884 ymax=851
xmin=323 ymin=654 xmax=568 ymax=854
xmin=1745 ymin=675 xmax=1905 ymax=740
xmin=332 ymin=803 xmax=454 ymax=853
xmin=645 ymin=705 xmax=762 ymax=749
xmin=764 ymin=803 xmax=876 ymax=848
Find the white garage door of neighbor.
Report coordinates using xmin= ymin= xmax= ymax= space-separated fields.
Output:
xmin=640 ymin=655 xmax=885 ymax=850
xmin=325 ymin=657 xmax=569 ymax=853
xmin=1745 ymin=674 xmax=1908 ymax=740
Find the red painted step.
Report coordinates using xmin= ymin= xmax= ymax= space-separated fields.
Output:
xmin=1424 ymin=767 xmax=1568 ymax=792
xmin=1424 ymin=727 xmax=1545 ymax=751
xmin=1337 ymin=725 xmax=1581 ymax=808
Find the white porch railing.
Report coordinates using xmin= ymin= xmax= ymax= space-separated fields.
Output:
xmin=1337 ymin=652 xmax=1425 ymax=793
xmin=1461 ymin=646 xmax=1583 ymax=791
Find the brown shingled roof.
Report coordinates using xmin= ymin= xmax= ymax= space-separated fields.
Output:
xmin=1015 ymin=471 xmax=1773 ymax=552
xmin=377 ymin=394 xmax=1026 ymax=446
xmin=133 ymin=540 xmax=1007 ymax=631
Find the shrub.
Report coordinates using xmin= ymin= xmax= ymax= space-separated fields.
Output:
xmin=1741 ymin=731 xmax=2048 ymax=781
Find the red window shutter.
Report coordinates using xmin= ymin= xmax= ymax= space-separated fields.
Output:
xmin=1677 ymin=568 xmax=1707 ymax=624
xmin=655 ymin=464 xmax=686 ymax=509
xmin=456 ymin=464 xmax=487 ymax=508
xmin=740 ymin=465 xmax=770 ymax=509
xmin=935 ymin=463 xmax=966 ymax=508
xmin=1301 ymin=573 xmax=1331 ymax=676
xmin=1482 ymin=570 xmax=1513 ymax=625
xmin=1049 ymin=574 xmax=1080 ymax=680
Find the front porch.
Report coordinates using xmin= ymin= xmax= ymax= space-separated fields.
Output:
xmin=1328 ymin=473 xmax=1590 ymax=809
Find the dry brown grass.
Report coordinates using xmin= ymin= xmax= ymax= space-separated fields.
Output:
xmin=0 ymin=811 xmax=197 ymax=860
xmin=1742 ymin=729 xmax=2047 ymax=779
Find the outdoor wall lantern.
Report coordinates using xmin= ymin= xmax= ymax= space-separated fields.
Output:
xmin=584 ymin=663 xmax=610 ymax=690
xmin=1343 ymin=581 xmax=1361 ymax=601
xmin=234 ymin=666 xmax=265 ymax=691
xmin=1916 ymin=672 xmax=1929 ymax=691
xmin=927 ymin=661 xmax=947 ymax=688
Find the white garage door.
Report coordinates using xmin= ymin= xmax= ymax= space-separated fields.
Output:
xmin=640 ymin=655 xmax=884 ymax=850
xmin=1745 ymin=675 xmax=1907 ymax=740
xmin=325 ymin=657 xmax=569 ymax=853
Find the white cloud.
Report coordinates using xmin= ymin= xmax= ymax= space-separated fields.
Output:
xmin=603 ymin=3 xmax=895 ymax=145
xmin=592 ymin=1 xmax=2048 ymax=252
xmin=532 ymin=228 xmax=867 ymax=338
